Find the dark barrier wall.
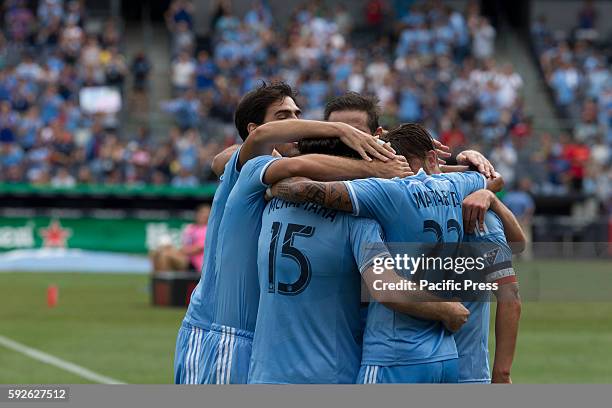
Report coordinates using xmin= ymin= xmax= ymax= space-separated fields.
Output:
xmin=0 ymin=183 xmax=214 ymax=213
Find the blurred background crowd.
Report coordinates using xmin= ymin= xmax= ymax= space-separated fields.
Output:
xmin=0 ymin=0 xmax=610 ymax=214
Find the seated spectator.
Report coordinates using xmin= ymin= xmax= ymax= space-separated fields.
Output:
xmin=562 ymin=138 xmax=591 ymax=193
xmin=194 ymin=51 xmax=216 ymax=92
xmin=150 ymin=204 xmax=210 ymax=274
xmin=574 ymin=100 xmax=600 ymax=142
xmin=550 ymin=61 xmax=581 ymax=113
xmin=172 ymin=21 xmax=195 ymax=55
xmin=471 ymin=17 xmax=495 ymax=60
xmin=171 ymin=51 xmax=195 ymax=94
xmin=172 ymin=166 xmax=199 ymax=187
xmin=51 ymin=167 xmax=76 ymax=188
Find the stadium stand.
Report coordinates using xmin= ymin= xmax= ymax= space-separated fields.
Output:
xmin=0 ymin=0 xmax=609 ymax=221
xmin=0 ymin=0 xmax=223 ymax=187
xmin=530 ymin=4 xmax=610 ymax=202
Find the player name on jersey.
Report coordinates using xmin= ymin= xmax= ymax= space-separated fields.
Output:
xmin=267 ymin=198 xmax=338 ymax=222
xmin=411 ymin=189 xmax=462 ymax=210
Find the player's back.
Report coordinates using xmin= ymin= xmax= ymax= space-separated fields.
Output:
xmin=457 ymin=211 xmax=514 ymax=383
xmin=249 ymin=198 xmax=379 ymax=383
xmin=345 ymin=170 xmax=486 ymax=366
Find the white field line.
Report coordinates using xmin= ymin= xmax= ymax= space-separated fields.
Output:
xmin=0 ymin=335 xmax=126 ymax=384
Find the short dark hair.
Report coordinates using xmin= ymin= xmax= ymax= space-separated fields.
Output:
xmin=383 ymin=123 xmax=434 ymax=161
xmin=324 ymin=92 xmax=380 ymax=134
xmin=298 ymin=138 xmax=361 ymax=159
xmin=234 ymin=81 xmax=297 ymax=141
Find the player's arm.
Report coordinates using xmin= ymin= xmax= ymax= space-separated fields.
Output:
xmin=350 ymin=219 xmax=469 ymax=332
xmin=270 ymin=177 xmax=355 ymax=213
xmin=264 ymin=155 xmax=411 ymax=196
xmin=211 ymin=144 xmax=241 ymax=177
xmin=440 ymin=166 xmax=504 ymax=192
xmin=361 ymin=263 xmax=470 ymax=332
xmin=239 ymin=119 xmax=396 ymax=166
xmin=270 ymin=175 xmax=402 ymax=221
xmin=490 ymin=196 xmax=526 ymax=254
xmin=492 ymin=282 xmax=521 ymax=383
xmin=463 ymin=190 xmax=527 ymax=253
xmin=480 ymin=234 xmax=521 ymax=384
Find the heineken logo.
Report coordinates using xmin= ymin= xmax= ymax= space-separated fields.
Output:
xmin=39 ymin=220 xmax=72 ymax=248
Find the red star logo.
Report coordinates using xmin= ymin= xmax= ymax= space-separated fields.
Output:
xmin=39 ymin=220 xmax=72 ymax=248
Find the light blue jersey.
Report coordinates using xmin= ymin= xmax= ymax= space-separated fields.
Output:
xmin=249 ymin=198 xmax=386 ymax=384
xmin=175 ymin=148 xmax=241 ymax=384
xmin=197 ymin=154 xmax=279 ymax=384
xmin=343 ymin=169 xmax=487 ymax=366
xmin=183 ymin=148 xmax=242 ymax=329
xmin=458 ymin=211 xmax=516 ymax=383
xmin=212 ymin=155 xmax=279 ymax=332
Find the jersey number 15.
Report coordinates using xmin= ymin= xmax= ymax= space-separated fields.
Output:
xmin=267 ymin=222 xmax=315 ymax=296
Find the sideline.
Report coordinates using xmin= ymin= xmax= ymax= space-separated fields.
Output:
xmin=0 ymin=335 xmax=126 ymax=384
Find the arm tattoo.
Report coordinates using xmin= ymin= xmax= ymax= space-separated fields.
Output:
xmin=275 ymin=180 xmax=354 ymax=213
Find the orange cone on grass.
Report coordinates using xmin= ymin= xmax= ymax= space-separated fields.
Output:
xmin=47 ymin=285 xmax=59 ymax=308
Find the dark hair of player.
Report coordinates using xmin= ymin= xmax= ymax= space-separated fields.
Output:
xmin=297 ymin=138 xmax=362 ymax=160
xmin=383 ymin=123 xmax=435 ymax=161
xmin=234 ymin=81 xmax=298 ymax=141
xmin=324 ymin=92 xmax=380 ymax=134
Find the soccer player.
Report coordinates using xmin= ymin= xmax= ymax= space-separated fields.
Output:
xmin=194 ymin=88 xmax=410 ymax=385
xmin=323 ymin=92 xmax=497 ymax=179
xmin=268 ymin=123 xmax=503 ymax=383
xmin=250 ymin=139 xmax=473 ymax=384
xmin=457 ymin=189 xmax=523 ymax=383
xmin=174 ymin=82 xmax=401 ymax=384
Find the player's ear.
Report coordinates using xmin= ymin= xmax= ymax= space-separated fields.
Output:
xmin=247 ymin=122 xmax=258 ymax=135
xmin=374 ymin=126 xmax=385 ymax=137
xmin=425 ymin=150 xmax=438 ymax=173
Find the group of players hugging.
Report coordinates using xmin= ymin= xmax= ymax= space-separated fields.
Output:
xmin=174 ymin=82 xmax=523 ymax=384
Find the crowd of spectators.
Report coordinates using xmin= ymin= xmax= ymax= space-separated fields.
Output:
xmin=0 ymin=0 xmax=224 ymax=186
xmin=163 ymin=0 xmax=533 ymax=187
xmin=1 ymin=0 xmax=610 ymax=211
xmin=155 ymin=0 xmax=605 ymax=207
xmin=530 ymin=0 xmax=610 ymax=203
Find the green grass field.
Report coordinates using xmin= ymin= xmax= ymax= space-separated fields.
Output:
xmin=1 ymin=259 xmax=611 ymax=384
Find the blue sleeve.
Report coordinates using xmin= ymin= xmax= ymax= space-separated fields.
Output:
xmin=237 ymin=155 xmax=281 ymax=197
xmin=475 ymin=212 xmax=516 ymax=284
xmin=219 ymin=147 xmax=242 ymax=185
xmin=348 ymin=218 xmax=390 ymax=275
xmin=342 ymin=178 xmax=401 ymax=220
xmin=443 ymin=171 xmax=487 ymax=199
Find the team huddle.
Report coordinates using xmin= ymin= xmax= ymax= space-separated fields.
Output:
xmin=174 ymin=83 xmax=523 ymax=384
